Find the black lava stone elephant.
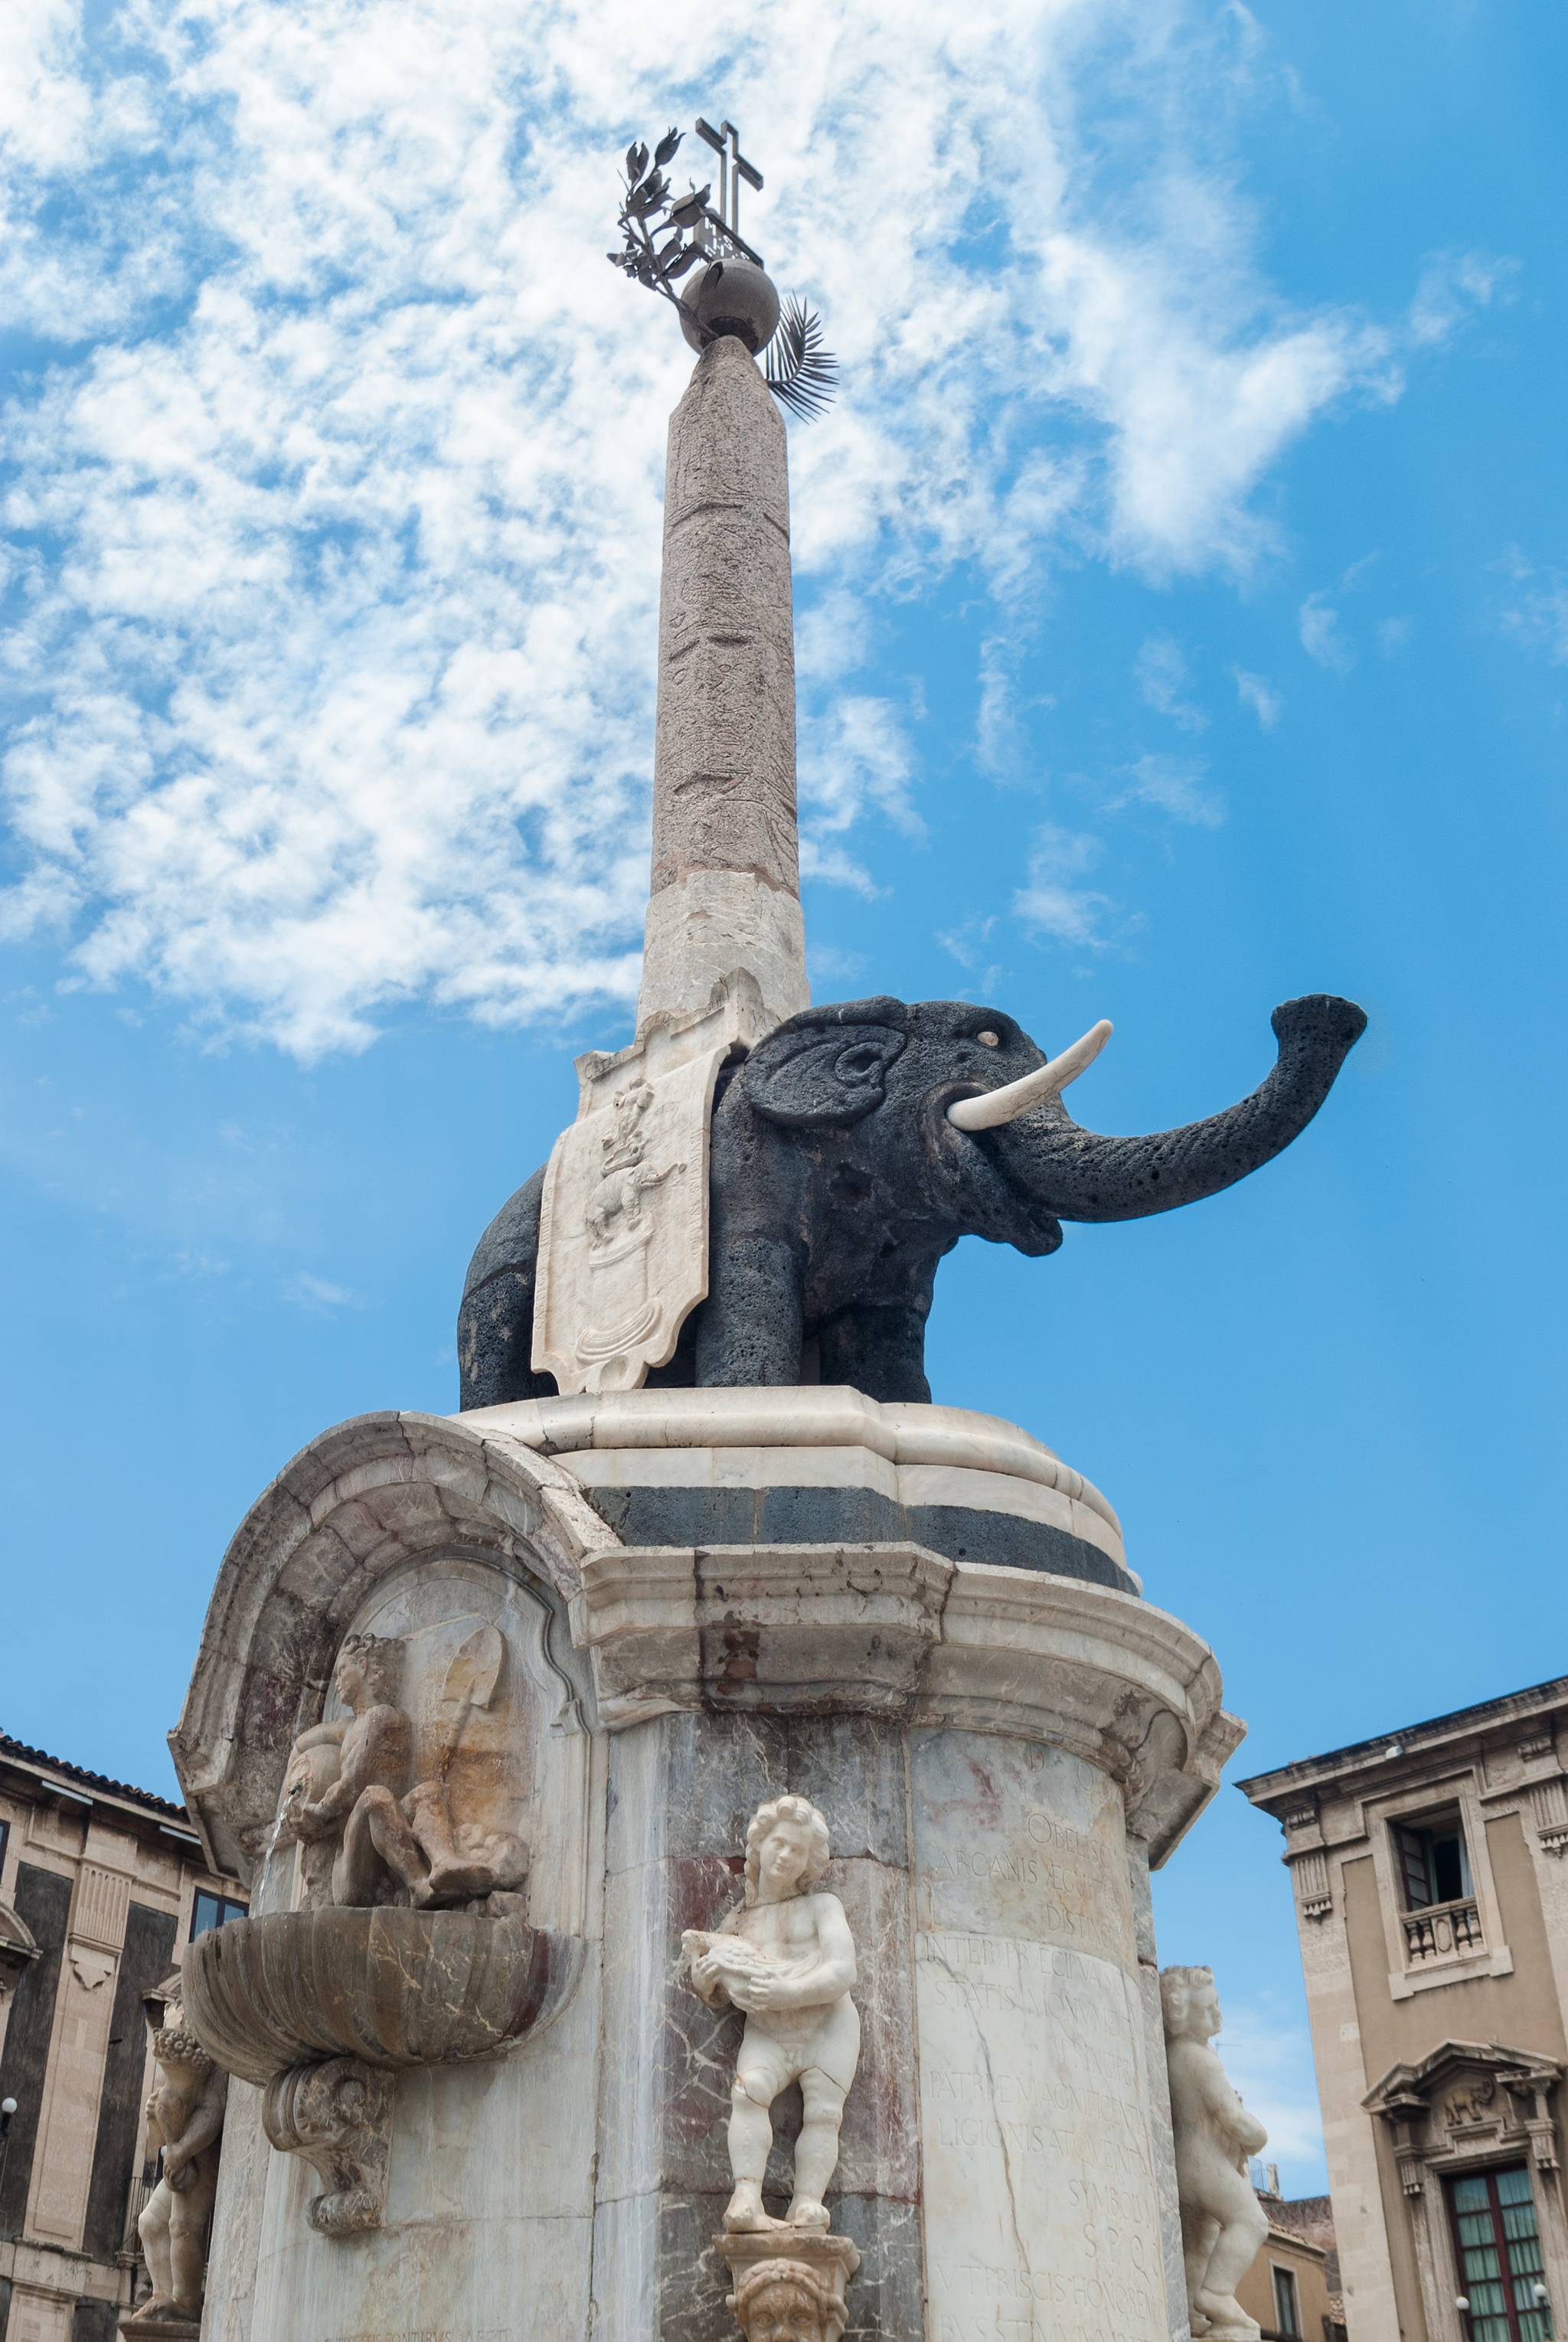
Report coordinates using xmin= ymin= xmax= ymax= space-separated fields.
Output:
xmin=458 ymin=991 xmax=1366 ymax=1409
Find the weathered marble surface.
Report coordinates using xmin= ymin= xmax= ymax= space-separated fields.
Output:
xmin=912 ymin=1732 xmax=1175 ymax=2342
xmin=597 ymin=1713 xmax=923 ymax=2342
xmin=177 ymin=1400 xmax=1232 ymax=2342
xmin=639 ymin=333 xmax=808 ymax=1039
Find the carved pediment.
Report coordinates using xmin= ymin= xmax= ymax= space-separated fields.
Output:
xmin=1365 ymin=2040 xmax=1563 ymax=2192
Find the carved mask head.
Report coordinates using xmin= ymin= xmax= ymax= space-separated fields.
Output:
xmin=728 ymin=2264 xmax=845 ymax=2342
xmin=744 ymin=1795 xmax=831 ymax=1904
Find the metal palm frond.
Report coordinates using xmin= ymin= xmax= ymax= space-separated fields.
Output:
xmin=765 ymin=296 xmax=838 ymax=421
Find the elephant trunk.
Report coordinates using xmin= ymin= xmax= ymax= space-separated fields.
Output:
xmin=983 ymin=994 xmax=1366 ymax=1223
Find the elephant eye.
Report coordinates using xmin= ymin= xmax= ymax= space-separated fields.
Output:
xmin=977 ymin=1030 xmax=1001 ymax=1048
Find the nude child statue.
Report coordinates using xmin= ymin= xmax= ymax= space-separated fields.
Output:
xmin=126 ymin=1978 xmax=227 ymax=2329
xmin=1161 ymin=1965 xmax=1270 ymax=2340
xmin=683 ymin=1794 xmax=860 ymax=2235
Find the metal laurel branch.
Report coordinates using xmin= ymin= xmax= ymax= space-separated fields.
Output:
xmin=607 ymin=129 xmax=711 ymax=321
xmin=764 ymin=296 xmax=838 ymax=421
xmin=607 ymin=129 xmax=838 ymax=422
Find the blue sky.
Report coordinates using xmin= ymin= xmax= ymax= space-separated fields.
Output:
xmin=3 ymin=0 xmax=1566 ymax=2187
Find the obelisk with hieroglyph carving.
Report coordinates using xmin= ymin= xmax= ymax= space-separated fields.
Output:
xmin=636 ymin=328 xmax=809 ymax=1044
xmin=531 ymin=132 xmax=818 ymax=1392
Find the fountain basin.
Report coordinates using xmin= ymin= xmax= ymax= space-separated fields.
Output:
xmin=185 ymin=1906 xmax=582 ymax=2087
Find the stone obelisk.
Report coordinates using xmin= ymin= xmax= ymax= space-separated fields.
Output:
xmin=637 ymin=332 xmax=809 ymax=1045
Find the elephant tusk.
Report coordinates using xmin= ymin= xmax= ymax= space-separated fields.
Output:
xmin=946 ymin=1020 xmax=1113 ymax=1132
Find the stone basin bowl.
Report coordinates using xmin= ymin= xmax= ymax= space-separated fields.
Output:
xmin=184 ymin=1906 xmax=583 ymax=2088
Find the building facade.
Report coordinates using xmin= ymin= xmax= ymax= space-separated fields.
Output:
xmin=1237 ymin=2186 xmax=1347 ymax=2340
xmin=1242 ymin=1677 xmax=1568 ymax=2342
xmin=0 ymin=1733 xmax=244 ymax=2342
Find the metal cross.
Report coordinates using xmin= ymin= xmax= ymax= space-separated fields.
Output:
xmin=695 ymin=118 xmax=764 ymax=265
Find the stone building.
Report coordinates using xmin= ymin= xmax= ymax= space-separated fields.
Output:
xmin=0 ymin=1731 xmax=245 ymax=2341
xmin=1242 ymin=1676 xmax=1568 ymax=2341
xmin=1236 ymin=2184 xmax=1347 ymax=2339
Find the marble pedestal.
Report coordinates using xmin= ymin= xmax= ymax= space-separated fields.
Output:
xmin=173 ymin=1390 xmax=1241 ymax=2342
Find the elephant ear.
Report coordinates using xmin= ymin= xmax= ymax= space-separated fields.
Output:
xmin=744 ymin=1005 xmax=907 ymax=1128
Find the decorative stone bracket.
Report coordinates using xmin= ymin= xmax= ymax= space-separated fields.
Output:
xmin=263 ymin=2057 xmax=394 ymax=2238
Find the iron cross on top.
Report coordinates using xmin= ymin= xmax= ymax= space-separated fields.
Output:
xmin=694 ymin=117 xmax=764 ymax=266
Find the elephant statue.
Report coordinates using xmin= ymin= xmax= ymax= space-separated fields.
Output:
xmin=458 ymin=991 xmax=1365 ymax=1409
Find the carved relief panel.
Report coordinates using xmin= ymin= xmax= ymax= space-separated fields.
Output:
xmin=187 ymin=1555 xmax=591 ymax=2236
xmin=259 ymin=1557 xmax=587 ymax=1932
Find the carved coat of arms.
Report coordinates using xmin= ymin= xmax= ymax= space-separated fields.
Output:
xmin=532 ymin=1000 xmax=736 ymax=1394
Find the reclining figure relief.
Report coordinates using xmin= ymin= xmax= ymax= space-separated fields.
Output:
xmin=277 ymin=1629 xmax=528 ymax=1912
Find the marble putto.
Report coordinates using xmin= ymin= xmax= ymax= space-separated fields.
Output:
xmin=684 ymin=1794 xmax=860 ymax=2236
xmin=1162 ymin=1963 xmax=1271 ymax=2340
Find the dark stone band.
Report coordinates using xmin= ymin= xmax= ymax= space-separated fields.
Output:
xmin=576 ymin=1481 xmax=1136 ymax=1596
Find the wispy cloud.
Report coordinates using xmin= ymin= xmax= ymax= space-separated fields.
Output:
xmin=283 ymin=1270 xmax=358 ymax=1315
xmin=1135 ymin=633 xmax=1207 ymax=732
xmin=1407 ymin=250 xmax=1516 ymax=348
xmin=1498 ymin=550 xmax=1568 ymax=665
xmin=1114 ymin=752 xmax=1223 ymax=827
xmin=0 ymin=0 xmax=1439 ymax=1053
xmin=1299 ymin=590 xmax=1354 ymax=673
xmin=1214 ymin=1992 xmax=1327 ymax=2183
xmin=1233 ymin=668 xmax=1282 ymax=728
xmin=1012 ymin=822 xmax=1119 ymax=949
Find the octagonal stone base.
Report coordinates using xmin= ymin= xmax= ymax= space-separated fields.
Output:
xmin=176 ymin=1393 xmax=1233 ymax=2342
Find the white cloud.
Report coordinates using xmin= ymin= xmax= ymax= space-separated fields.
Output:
xmin=798 ymin=693 xmax=922 ymax=881
xmin=1498 ymin=550 xmax=1568 ymax=665
xmin=0 ymin=0 xmax=1432 ymax=1053
xmin=1135 ymin=632 xmax=1207 ymax=731
xmin=1013 ymin=822 xmax=1117 ymax=949
xmin=1408 ymin=250 xmax=1516 ymax=348
xmin=283 ymin=1270 xmax=358 ymax=1314
xmin=1233 ymin=667 xmax=1281 ymax=727
xmin=1115 ymin=751 xmax=1223 ymax=827
xmin=1298 ymin=590 xmax=1354 ymax=673
xmin=1377 ymin=615 xmax=1414 ymax=657
xmin=1212 ymin=1993 xmax=1327 ymax=2183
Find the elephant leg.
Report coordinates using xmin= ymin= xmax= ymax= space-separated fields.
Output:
xmin=696 ymin=1236 xmax=803 ymax=1387
xmin=818 ymin=1302 xmax=932 ymax=1403
xmin=457 ymin=1269 xmax=556 ymax=1409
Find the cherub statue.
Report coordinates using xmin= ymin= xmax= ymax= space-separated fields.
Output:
xmin=727 ymin=2256 xmax=849 ymax=2342
xmin=280 ymin=1633 xmax=525 ymax=1909
xmin=682 ymin=1794 xmax=859 ymax=2234
xmin=126 ymin=1975 xmax=227 ymax=2330
xmin=1161 ymin=1965 xmax=1270 ymax=2340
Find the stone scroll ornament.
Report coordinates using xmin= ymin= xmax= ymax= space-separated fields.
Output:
xmin=120 ymin=1976 xmax=227 ymax=2339
xmin=1161 ymin=1965 xmax=1271 ymax=2341
xmin=681 ymin=1795 xmax=861 ymax=2342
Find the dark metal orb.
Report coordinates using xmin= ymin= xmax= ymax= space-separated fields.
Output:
xmin=680 ymin=256 xmax=781 ymax=356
